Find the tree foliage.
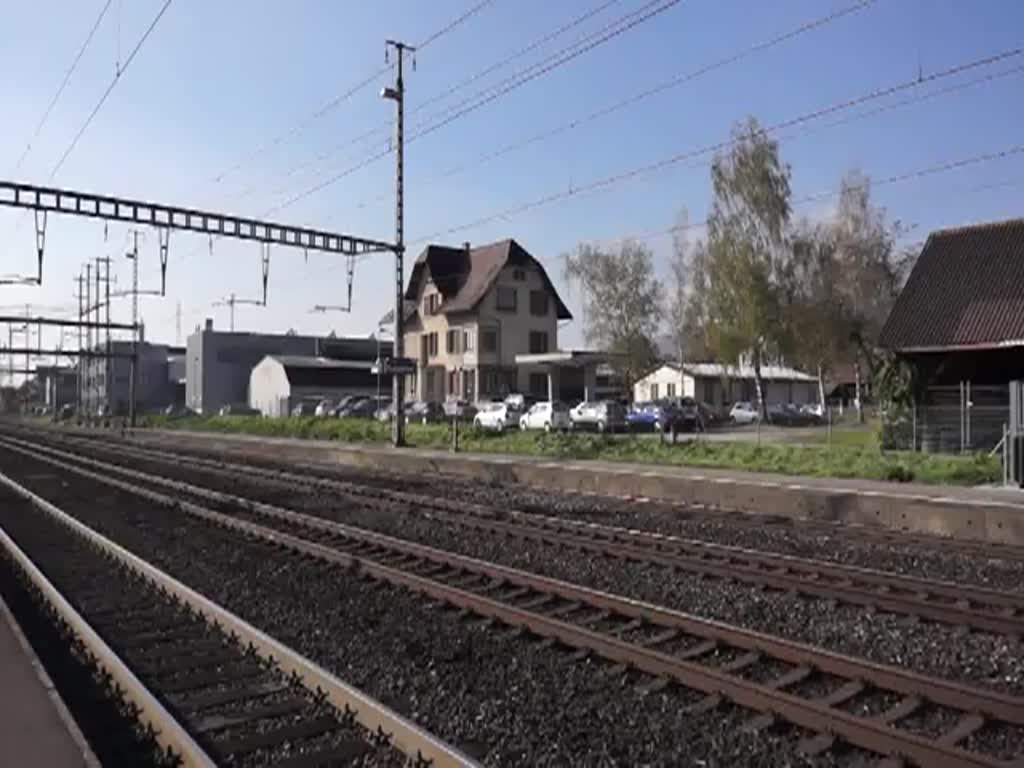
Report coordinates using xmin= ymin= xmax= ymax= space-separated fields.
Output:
xmin=702 ymin=118 xmax=793 ymax=416
xmin=832 ymin=170 xmax=916 ymax=375
xmin=563 ymin=239 xmax=663 ymax=389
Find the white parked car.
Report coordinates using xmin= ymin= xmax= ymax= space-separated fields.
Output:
xmin=473 ymin=401 xmax=520 ymax=432
xmin=729 ymin=401 xmax=760 ymax=424
xmin=519 ymin=401 xmax=570 ymax=432
xmin=314 ymin=399 xmax=335 ymax=417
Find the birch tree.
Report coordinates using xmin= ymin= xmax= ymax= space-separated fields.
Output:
xmin=564 ymin=240 xmax=663 ymax=393
xmin=704 ymin=118 xmax=793 ymax=419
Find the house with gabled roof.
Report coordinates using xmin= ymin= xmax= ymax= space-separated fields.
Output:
xmin=401 ymin=239 xmax=573 ymax=402
xmin=880 ymin=217 xmax=1024 ymax=384
xmin=879 ymin=217 xmax=1024 ymax=451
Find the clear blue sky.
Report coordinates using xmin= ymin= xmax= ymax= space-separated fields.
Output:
xmin=1 ymin=0 xmax=1022 ymax=354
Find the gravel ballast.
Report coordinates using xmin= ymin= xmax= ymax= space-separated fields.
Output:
xmin=54 ymin=442 xmax=1024 ymax=697
xmin=0 ymin=449 xmax=860 ymax=767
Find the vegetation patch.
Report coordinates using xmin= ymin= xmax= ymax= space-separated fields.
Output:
xmin=139 ymin=414 xmax=1000 ymax=487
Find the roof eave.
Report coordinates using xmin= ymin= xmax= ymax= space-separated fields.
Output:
xmin=892 ymin=339 xmax=1024 ymax=353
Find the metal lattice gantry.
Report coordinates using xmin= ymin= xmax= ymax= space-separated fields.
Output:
xmin=0 ymin=180 xmax=398 ymax=286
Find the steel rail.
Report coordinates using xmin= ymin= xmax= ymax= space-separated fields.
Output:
xmin=33 ymin=430 xmax=1024 ymax=637
xmin=3 ymin=437 xmax=1021 ymax=766
xmin=0 ymin=455 xmax=480 ymax=768
xmin=0 ymin=480 xmax=218 ymax=768
xmin=112 ymin=424 xmax=1024 ymax=561
xmin=22 ymin=422 xmax=1024 ymax=562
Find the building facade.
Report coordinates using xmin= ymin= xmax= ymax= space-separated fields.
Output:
xmin=402 ymin=239 xmax=572 ymax=402
xmin=186 ymin=319 xmax=387 ymax=414
xmin=36 ymin=366 xmax=78 ymax=411
xmin=633 ymin=362 xmax=817 ymax=410
xmin=79 ymin=340 xmax=176 ymax=415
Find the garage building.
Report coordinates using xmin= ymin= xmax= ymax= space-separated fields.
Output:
xmin=633 ymin=362 xmax=817 ymax=409
xmin=249 ymin=355 xmax=388 ymax=417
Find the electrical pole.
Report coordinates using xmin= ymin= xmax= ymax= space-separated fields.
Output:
xmin=126 ymin=231 xmax=140 ymax=427
xmin=75 ymin=273 xmax=83 ymax=415
xmin=84 ymin=263 xmax=92 ymax=416
xmin=383 ymin=39 xmax=414 ymax=447
xmin=95 ymin=256 xmax=110 ymax=416
xmin=105 ymin=257 xmax=112 ymax=418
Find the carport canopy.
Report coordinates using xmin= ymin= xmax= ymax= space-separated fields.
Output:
xmin=514 ymin=350 xmax=618 ymax=402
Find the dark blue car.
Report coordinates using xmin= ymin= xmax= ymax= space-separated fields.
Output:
xmin=627 ymin=399 xmax=698 ymax=432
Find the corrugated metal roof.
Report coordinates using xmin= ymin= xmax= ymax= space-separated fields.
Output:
xmin=879 ymin=218 xmax=1024 ymax=351
xmin=267 ymin=355 xmax=374 ymax=370
xmin=642 ymin=362 xmax=815 ymax=382
xmin=404 ymin=239 xmax=572 ymax=320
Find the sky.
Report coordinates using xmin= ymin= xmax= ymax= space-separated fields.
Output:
xmin=1 ymin=0 xmax=1022 ymax=360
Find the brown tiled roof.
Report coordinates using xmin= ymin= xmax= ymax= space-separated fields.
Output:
xmin=404 ymin=239 xmax=572 ymax=320
xmin=879 ymin=218 xmax=1024 ymax=351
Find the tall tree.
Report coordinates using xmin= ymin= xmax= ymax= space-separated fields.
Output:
xmin=703 ymin=118 xmax=793 ymax=418
xmin=564 ymin=239 xmax=663 ymax=393
xmin=790 ymin=220 xmax=845 ymax=407
xmin=832 ymin=170 xmax=916 ymax=420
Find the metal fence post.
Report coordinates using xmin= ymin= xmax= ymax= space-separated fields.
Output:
xmin=966 ymin=380 xmax=972 ymax=451
xmin=959 ymin=381 xmax=965 ymax=454
xmin=911 ymin=399 xmax=917 ymax=453
xmin=1003 ymin=424 xmax=1009 ymax=486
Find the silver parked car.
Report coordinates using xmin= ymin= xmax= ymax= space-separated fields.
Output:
xmin=569 ymin=400 xmax=627 ymax=433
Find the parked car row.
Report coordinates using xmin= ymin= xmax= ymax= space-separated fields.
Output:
xmin=728 ymin=400 xmax=825 ymax=426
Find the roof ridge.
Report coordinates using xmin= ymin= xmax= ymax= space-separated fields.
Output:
xmin=930 ymin=216 xmax=1024 ymax=238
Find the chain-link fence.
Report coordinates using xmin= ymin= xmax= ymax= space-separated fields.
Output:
xmin=881 ymin=383 xmax=1009 ymax=454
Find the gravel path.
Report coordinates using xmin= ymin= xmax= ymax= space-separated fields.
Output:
xmin=0 ymin=451 xmax=851 ymax=767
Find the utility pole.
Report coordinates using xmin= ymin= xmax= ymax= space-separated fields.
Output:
xmin=95 ymin=256 xmax=111 ymax=416
xmin=75 ymin=273 xmax=84 ymax=415
xmin=104 ymin=257 xmax=112 ymax=417
xmin=84 ymin=263 xmax=92 ymax=416
xmin=23 ymin=304 xmax=30 ymax=403
xmin=383 ymin=39 xmax=414 ymax=447
xmin=126 ymin=232 xmax=140 ymax=427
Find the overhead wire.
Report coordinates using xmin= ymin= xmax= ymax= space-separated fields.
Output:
xmin=600 ymin=144 xmax=1024 ymax=248
xmin=212 ymin=0 xmax=500 ymax=185
xmin=50 ymin=0 xmax=174 ymax=180
xmin=9 ymin=0 xmax=114 ymax=177
xmin=275 ymin=0 xmax=683 ymax=212
xmin=255 ymin=43 xmax=1023 ymax=303
xmin=410 ymin=48 xmax=1023 ymax=244
xmin=235 ymin=0 xmax=626 ymax=201
xmin=349 ymin=0 xmax=879 ymax=212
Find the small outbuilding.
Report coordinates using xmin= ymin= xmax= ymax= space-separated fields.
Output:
xmin=249 ymin=355 xmax=389 ymax=417
xmin=633 ymin=362 xmax=817 ymax=410
xmin=879 ymin=217 xmax=1024 ymax=451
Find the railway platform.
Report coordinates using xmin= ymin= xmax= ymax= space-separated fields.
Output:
xmin=0 ymin=597 xmax=99 ymax=767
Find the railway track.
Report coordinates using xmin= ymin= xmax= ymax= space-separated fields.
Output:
xmin=19 ymin=430 xmax=1024 ymax=638
xmin=5 ymin=434 xmax=1024 ymax=766
xmin=0 ymin=462 xmax=478 ymax=767
xmin=115 ymin=426 xmax=1024 ymax=562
